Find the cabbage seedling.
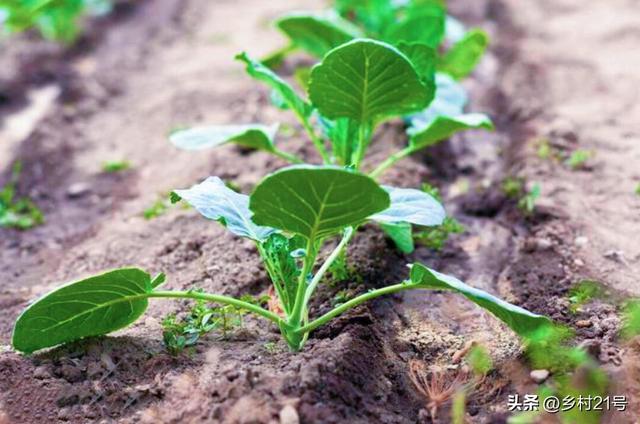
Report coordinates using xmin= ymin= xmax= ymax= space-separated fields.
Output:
xmin=12 ymin=166 xmax=550 ymax=354
xmin=268 ymin=0 xmax=489 ymax=81
xmin=171 ymin=39 xmax=491 ymax=174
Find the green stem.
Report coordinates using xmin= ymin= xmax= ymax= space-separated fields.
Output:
xmin=257 ymin=243 xmax=290 ymax=315
xmin=288 ymin=239 xmax=317 ymax=326
xmin=369 ymin=145 xmax=415 ymax=179
xmin=296 ymin=281 xmax=420 ymax=334
xmin=273 ymin=148 xmax=304 ymax=164
xmin=149 ymin=290 xmax=282 ymax=325
xmin=303 ymin=227 xmax=354 ymax=306
xmin=352 ymin=123 xmax=371 ymax=169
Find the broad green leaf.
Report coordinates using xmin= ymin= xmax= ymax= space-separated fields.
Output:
xmin=308 ymin=39 xmax=431 ymax=124
xmin=409 ymin=113 xmax=494 ymax=150
xmin=236 ymin=52 xmax=312 ymax=119
xmin=334 ymin=0 xmax=396 ymax=35
xmin=250 ymin=165 xmax=390 ymax=240
xmin=275 ymin=12 xmax=363 ymax=58
xmin=438 ymin=29 xmax=489 ymax=80
xmin=383 ymin=6 xmax=446 ymax=49
xmin=410 ymin=72 xmax=467 ymax=128
xmin=396 ymin=42 xmax=437 ymax=94
xmin=371 ymin=186 xmax=445 ymax=227
xmin=170 ymin=124 xmax=278 ymax=152
xmin=409 ymin=263 xmax=552 ymax=336
xmin=380 ymin=222 xmax=414 ymax=254
xmin=174 ymin=177 xmax=277 ymax=242
xmin=12 ymin=268 xmax=156 ymax=354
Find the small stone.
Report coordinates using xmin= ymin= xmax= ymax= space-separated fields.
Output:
xmin=575 ymin=236 xmax=589 ymax=247
xmin=530 ymin=369 xmax=550 ymax=384
xmin=576 ymin=320 xmax=592 ymax=328
xmin=33 ymin=365 xmax=51 ymax=379
xmin=57 ymin=408 xmax=72 ymax=421
xmin=66 ymin=182 xmax=91 ymax=198
xmin=279 ymin=405 xmax=299 ymax=424
xmin=58 ymin=364 xmax=83 ymax=383
xmin=574 ymin=259 xmax=585 ymax=267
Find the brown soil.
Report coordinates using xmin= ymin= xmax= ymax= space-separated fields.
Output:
xmin=0 ymin=0 xmax=638 ymax=423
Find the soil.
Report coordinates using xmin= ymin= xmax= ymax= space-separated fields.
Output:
xmin=0 ymin=0 xmax=639 ymax=423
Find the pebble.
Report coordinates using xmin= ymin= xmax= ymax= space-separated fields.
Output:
xmin=279 ymin=405 xmax=300 ymax=424
xmin=530 ymin=369 xmax=550 ymax=384
xmin=33 ymin=365 xmax=51 ymax=379
xmin=58 ymin=364 xmax=83 ymax=383
xmin=574 ymin=236 xmax=589 ymax=247
xmin=576 ymin=320 xmax=592 ymax=328
xmin=66 ymin=182 xmax=91 ymax=198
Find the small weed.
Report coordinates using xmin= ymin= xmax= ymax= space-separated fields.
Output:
xmin=143 ymin=199 xmax=170 ymax=220
xmin=502 ymin=176 xmax=523 ymax=199
xmin=536 ymin=138 xmax=552 ymax=160
xmin=102 ymin=160 xmax=131 ymax=173
xmin=263 ymin=341 xmax=279 ymax=354
xmin=635 ymin=183 xmax=640 ymax=197
xmin=0 ymin=162 xmax=44 ymax=230
xmin=331 ymin=289 xmax=351 ymax=306
xmin=465 ymin=344 xmax=493 ymax=378
xmin=517 ymin=183 xmax=541 ymax=215
xmin=414 ymin=217 xmax=465 ymax=251
xmin=568 ymin=280 xmax=604 ymax=313
xmin=565 ymin=149 xmax=592 ymax=170
xmin=161 ymin=294 xmax=267 ymax=355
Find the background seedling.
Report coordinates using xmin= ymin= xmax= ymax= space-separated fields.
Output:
xmin=12 ymin=166 xmax=551 ymax=354
xmin=102 ymin=160 xmax=131 ymax=173
xmin=0 ymin=0 xmax=112 ymax=43
xmin=565 ymin=149 xmax=592 ymax=170
xmin=517 ymin=183 xmax=540 ymax=215
xmin=0 ymin=162 xmax=44 ymax=230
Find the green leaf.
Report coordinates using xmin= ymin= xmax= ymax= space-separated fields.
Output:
xmin=275 ymin=12 xmax=363 ymax=58
xmin=410 ymin=73 xmax=468 ymax=128
xmin=174 ymin=177 xmax=277 ymax=242
xmin=380 ymin=222 xmax=414 ymax=254
xmin=383 ymin=6 xmax=446 ymax=48
xmin=396 ymin=42 xmax=437 ymax=87
xmin=236 ymin=52 xmax=312 ymax=120
xmin=12 ymin=268 xmax=154 ymax=354
xmin=170 ymin=124 xmax=278 ymax=152
xmin=409 ymin=263 xmax=552 ymax=337
xmin=409 ymin=113 xmax=494 ymax=150
xmin=438 ymin=29 xmax=489 ymax=80
xmin=250 ymin=165 xmax=390 ymax=240
xmin=371 ymin=186 xmax=445 ymax=227
xmin=334 ymin=0 xmax=396 ymax=35
xmin=308 ymin=39 xmax=432 ymax=125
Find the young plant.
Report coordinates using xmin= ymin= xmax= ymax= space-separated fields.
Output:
xmin=0 ymin=0 xmax=111 ymax=43
xmin=102 ymin=160 xmax=131 ymax=173
xmin=12 ymin=166 xmax=550 ymax=354
xmin=171 ymin=38 xmax=491 ymax=173
xmin=269 ymin=0 xmax=489 ymax=82
xmin=0 ymin=162 xmax=44 ymax=230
